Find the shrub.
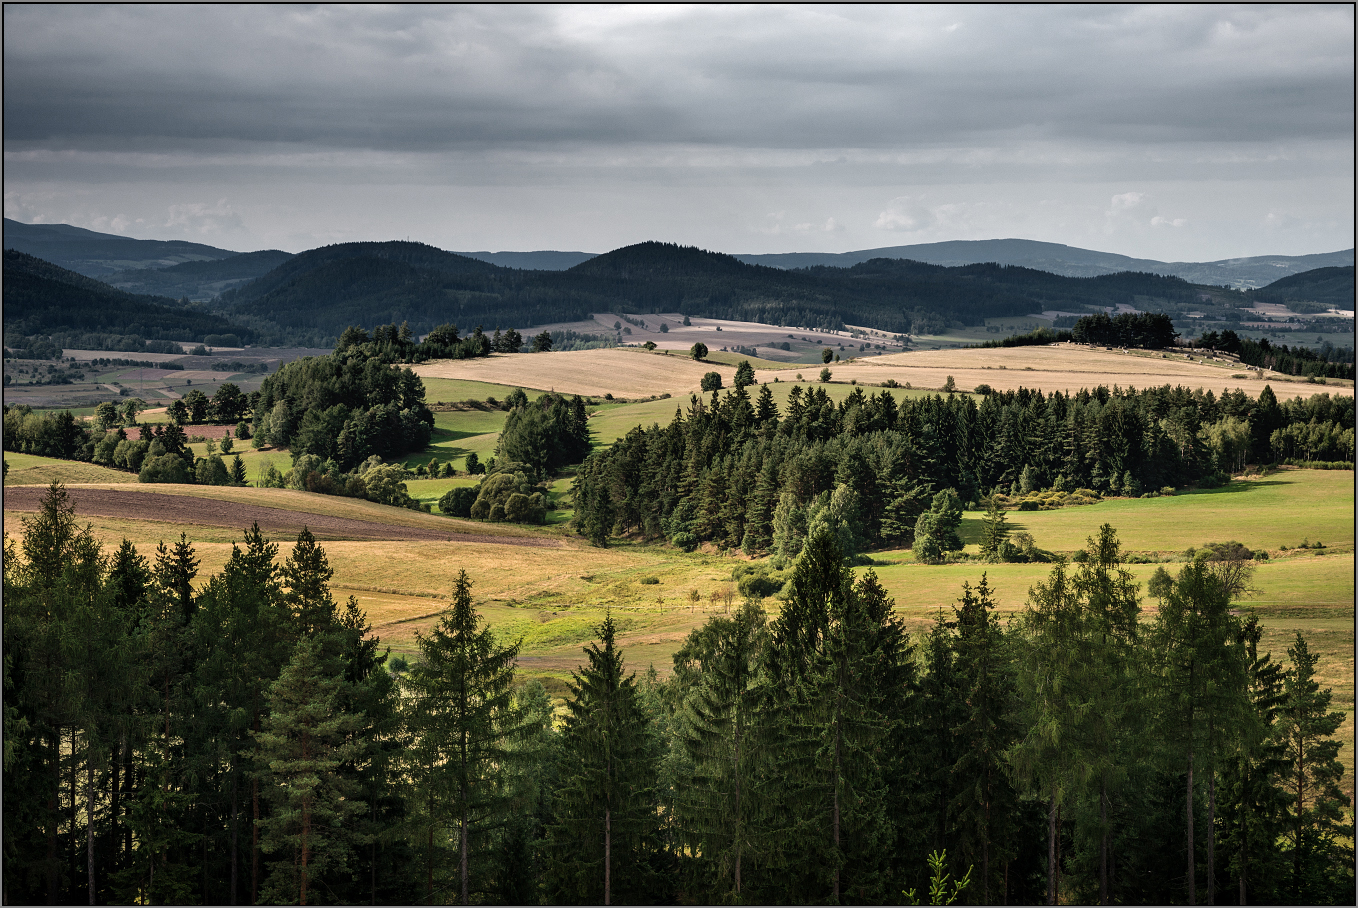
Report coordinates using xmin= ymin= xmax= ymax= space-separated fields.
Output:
xmin=438 ymin=485 xmax=479 ymax=518
xmin=733 ymin=563 xmax=784 ymax=599
xmin=139 ymin=453 xmax=190 ymax=484
xmin=639 ymin=576 xmax=660 ymax=585
xmin=1017 ymin=500 xmax=1040 ymax=511
xmin=819 ymin=367 xmax=832 ymax=383
xmin=671 ymin=532 xmax=697 ymax=551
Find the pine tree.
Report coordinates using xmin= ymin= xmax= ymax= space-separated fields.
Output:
xmin=949 ymin=575 xmax=1019 ymax=904
xmin=546 ymin=614 xmax=662 ymax=905
xmin=672 ymin=600 xmax=768 ymax=902
xmin=760 ymin=524 xmax=898 ymax=903
xmin=978 ymin=500 xmax=1011 ymax=560
xmin=1278 ymin=632 xmax=1352 ymax=903
xmin=1147 ymin=560 xmax=1250 ymax=905
xmin=1217 ymin=615 xmax=1289 ymax=905
xmin=190 ymin=523 xmax=287 ymax=905
xmin=254 ymin=636 xmax=367 ymax=906
xmin=403 ymin=569 xmax=523 ymax=905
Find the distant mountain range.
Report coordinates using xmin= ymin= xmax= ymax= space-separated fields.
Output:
xmin=2 ymin=218 xmax=240 ymax=278
xmin=462 ymin=239 xmax=1354 ymax=291
xmin=213 ymin=239 xmax=1226 ymax=344
xmin=730 ymin=239 xmax=1355 ymax=290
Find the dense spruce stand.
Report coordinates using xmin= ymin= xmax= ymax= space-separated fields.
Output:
xmin=4 ymin=479 xmax=1352 ymax=904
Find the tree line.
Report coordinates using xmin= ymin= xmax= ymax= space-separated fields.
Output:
xmin=1190 ymin=330 xmax=1355 ymax=381
xmin=570 ymin=378 xmax=1355 ymax=554
xmin=5 ymin=486 xmax=1349 ymax=904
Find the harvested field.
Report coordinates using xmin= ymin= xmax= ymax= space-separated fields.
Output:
xmin=414 ymin=348 xmax=739 ymax=398
xmin=2 ymin=486 xmax=564 ymax=546
xmin=762 ymin=344 xmax=1352 ymax=401
xmin=415 ymin=344 xmax=1350 ymax=402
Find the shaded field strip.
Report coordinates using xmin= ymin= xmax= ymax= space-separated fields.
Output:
xmin=2 ymin=487 xmax=563 ymax=547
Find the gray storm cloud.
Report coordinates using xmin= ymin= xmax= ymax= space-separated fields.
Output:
xmin=3 ymin=4 xmax=1352 ymax=259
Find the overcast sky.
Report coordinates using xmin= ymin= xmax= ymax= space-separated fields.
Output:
xmin=4 ymin=4 xmax=1353 ymax=259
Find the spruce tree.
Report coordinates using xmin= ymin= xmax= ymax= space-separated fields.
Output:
xmin=949 ymin=575 xmax=1019 ymax=904
xmin=403 ymin=569 xmax=523 ymax=905
xmin=1217 ymin=615 xmax=1289 ymax=905
xmin=254 ymin=636 xmax=367 ymax=906
xmin=672 ymin=600 xmax=768 ymax=902
xmin=1278 ymin=632 xmax=1352 ymax=903
xmin=760 ymin=524 xmax=900 ymax=903
xmin=1147 ymin=560 xmax=1250 ymax=905
xmin=545 ymin=614 xmax=662 ymax=905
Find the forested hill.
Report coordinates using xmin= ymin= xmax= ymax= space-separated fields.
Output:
xmin=2 ymin=249 xmax=254 ymax=345
xmin=1247 ymin=266 xmax=1355 ymax=310
xmin=217 ymin=239 xmax=1212 ymax=342
xmin=2 ymin=217 xmax=239 ymax=278
xmin=104 ymin=249 xmax=295 ymax=301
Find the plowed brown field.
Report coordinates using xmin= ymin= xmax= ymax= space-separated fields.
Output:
xmin=2 ymin=487 xmax=562 ymax=546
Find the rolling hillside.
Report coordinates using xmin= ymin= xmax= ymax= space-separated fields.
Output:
xmin=734 ymin=238 xmax=1355 ymax=289
xmin=104 ymin=249 xmax=295 ymax=300
xmin=3 ymin=249 xmax=253 ymax=344
xmin=3 ymin=217 xmax=239 ymax=277
xmin=217 ymin=240 xmax=1217 ymax=342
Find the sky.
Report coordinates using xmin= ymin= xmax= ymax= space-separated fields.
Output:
xmin=4 ymin=4 xmax=1353 ymax=260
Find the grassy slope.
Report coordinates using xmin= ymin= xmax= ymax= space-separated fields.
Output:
xmin=3 ymin=451 xmax=137 ymax=485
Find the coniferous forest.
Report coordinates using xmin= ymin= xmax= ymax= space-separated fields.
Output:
xmin=570 ymin=381 xmax=1355 ymax=556
xmin=4 ymin=484 xmax=1352 ymax=906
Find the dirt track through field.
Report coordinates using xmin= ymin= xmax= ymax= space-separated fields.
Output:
xmin=2 ymin=487 xmax=563 ymax=547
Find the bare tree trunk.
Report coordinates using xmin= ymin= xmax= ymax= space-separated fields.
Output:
xmin=252 ymin=774 xmax=260 ymax=906
xmin=1239 ymin=767 xmax=1248 ymax=906
xmin=1207 ymin=770 xmax=1216 ymax=905
xmin=49 ymin=731 xmax=60 ymax=906
xmin=1187 ymin=750 xmax=1196 ymax=906
xmin=71 ymin=729 xmax=79 ymax=895
xmin=252 ymin=712 xmax=260 ymax=906
xmin=833 ymin=706 xmax=842 ymax=904
xmin=1047 ymin=788 xmax=1057 ymax=906
xmin=1100 ymin=781 xmax=1109 ymax=905
xmin=111 ymin=735 xmax=121 ymax=887
xmin=604 ymin=806 xmax=612 ymax=907
xmin=300 ymin=797 xmax=310 ymax=906
xmin=87 ymin=756 xmax=96 ymax=905
xmin=231 ymin=766 xmax=239 ymax=906
xmin=426 ymin=824 xmax=434 ymax=906
xmin=984 ymin=780 xmax=992 ymax=905
xmin=460 ymin=798 xmax=468 ymax=906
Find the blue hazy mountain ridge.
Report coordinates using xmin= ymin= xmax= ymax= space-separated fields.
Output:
xmin=3 ymin=248 xmax=253 ymax=342
xmin=2 ymin=217 xmax=240 ymax=278
xmin=731 ymin=239 xmax=1355 ymax=290
xmin=1245 ymin=266 xmax=1355 ymax=309
xmin=103 ymin=250 xmax=296 ymax=301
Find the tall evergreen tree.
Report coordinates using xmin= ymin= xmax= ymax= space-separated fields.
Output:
xmin=1278 ymin=633 xmax=1352 ymax=904
xmin=671 ymin=600 xmax=768 ymax=902
xmin=949 ymin=575 xmax=1019 ymax=904
xmin=546 ymin=614 xmax=663 ymax=905
xmin=254 ymin=636 xmax=367 ymax=906
xmin=403 ymin=569 xmax=523 ymax=905
xmin=1147 ymin=561 xmax=1250 ymax=905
